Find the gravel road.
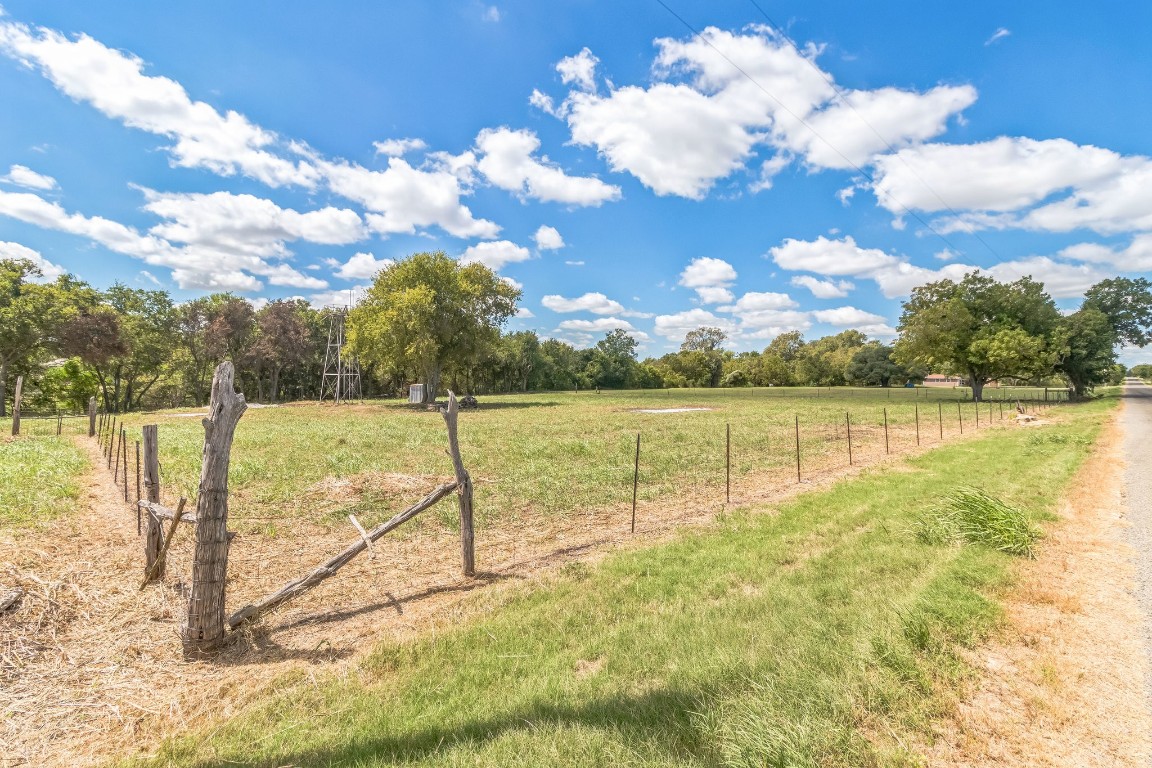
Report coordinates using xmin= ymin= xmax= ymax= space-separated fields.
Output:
xmin=1121 ymin=380 xmax=1152 ymax=715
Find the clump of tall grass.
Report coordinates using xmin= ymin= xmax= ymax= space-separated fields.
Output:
xmin=913 ymin=487 xmax=1041 ymax=557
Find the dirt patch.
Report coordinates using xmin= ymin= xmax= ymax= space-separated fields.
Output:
xmin=923 ymin=415 xmax=1152 ymax=766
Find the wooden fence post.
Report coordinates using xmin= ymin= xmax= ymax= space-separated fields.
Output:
xmin=182 ymin=362 xmax=247 ymax=657
xmin=441 ymin=392 xmax=475 ymax=577
xmin=846 ymin=412 xmax=853 ymax=465
xmin=10 ymin=376 xmax=22 ymax=436
xmin=631 ymin=433 xmax=640 ymax=533
xmin=88 ymin=397 xmax=97 ymax=437
xmin=142 ymin=425 xmax=161 ymax=572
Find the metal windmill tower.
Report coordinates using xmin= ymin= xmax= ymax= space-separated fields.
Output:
xmin=319 ymin=307 xmax=362 ymax=404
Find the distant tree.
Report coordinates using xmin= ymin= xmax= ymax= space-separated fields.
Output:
xmin=1130 ymin=364 xmax=1152 ymax=380
xmin=205 ymin=295 xmax=256 ymax=363
xmin=348 ymin=251 xmax=520 ymax=403
xmin=585 ymin=329 xmax=639 ymax=388
xmin=795 ymin=330 xmax=867 ymax=386
xmin=680 ymin=326 xmax=728 ymax=387
xmin=895 ymin=273 xmax=1059 ymax=401
xmin=847 ymin=342 xmax=920 ymax=387
xmin=0 ymin=259 xmax=79 ymax=416
xmin=1054 ymin=308 xmax=1119 ymax=398
xmin=249 ymin=300 xmax=313 ymax=402
xmin=92 ymin=284 xmax=180 ymax=412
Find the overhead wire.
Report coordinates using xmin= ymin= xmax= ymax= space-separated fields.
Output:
xmin=651 ymin=0 xmax=981 ymax=260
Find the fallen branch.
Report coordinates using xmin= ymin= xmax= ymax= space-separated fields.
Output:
xmin=227 ymin=480 xmax=459 ymax=630
xmin=138 ymin=499 xmax=197 ymax=524
xmin=140 ymin=497 xmax=187 ymax=590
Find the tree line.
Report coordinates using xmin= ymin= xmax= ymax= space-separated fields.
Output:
xmin=3 ymin=252 xmax=1149 ymax=414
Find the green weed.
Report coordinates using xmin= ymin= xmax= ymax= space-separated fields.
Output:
xmin=914 ymin=487 xmax=1041 ymax=557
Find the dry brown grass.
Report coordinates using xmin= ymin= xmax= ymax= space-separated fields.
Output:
xmin=923 ymin=415 xmax=1152 ymax=767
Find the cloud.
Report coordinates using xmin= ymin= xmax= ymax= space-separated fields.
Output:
xmin=770 ymin=235 xmax=899 ymax=276
xmin=0 ymin=188 xmax=339 ymax=291
xmin=1 ymin=164 xmax=57 ymax=190
xmin=545 ymin=26 xmax=973 ymax=198
xmin=459 ymin=240 xmax=531 ymax=270
xmin=320 ymin=156 xmax=500 ymax=239
xmin=872 ymin=137 xmax=1152 ymax=235
xmin=542 ymin=292 xmax=624 ymax=315
xmin=475 ymin=127 xmax=620 ymax=206
xmin=719 ymin=291 xmax=798 ymax=313
xmin=373 ymin=138 xmax=428 ymax=157
xmin=790 ymin=275 xmax=853 ymax=298
xmin=515 ymin=307 xmax=534 ymax=318
xmin=1058 ymin=234 xmax=1152 ymax=272
xmin=557 ymin=317 xmax=636 ymax=333
xmin=334 ymin=252 xmax=393 ymax=281
xmin=534 ymin=224 xmax=564 ymax=250
xmin=678 ymin=257 xmax=738 ymax=304
xmin=0 ymin=18 xmax=502 ymax=241
xmin=985 ymin=256 xmax=1107 ymax=298
xmin=0 ymin=19 xmax=319 ymax=188
xmin=985 ymin=28 xmax=1011 ymax=46
xmin=0 ymin=240 xmax=65 ymax=279
xmin=811 ymin=306 xmax=888 ymax=326
xmin=142 ymin=189 xmax=364 ymax=258
xmin=482 ymin=5 xmax=501 ymax=22
xmin=309 ymin=286 xmax=367 ymax=309
xmin=556 ymin=47 xmax=599 ymax=92
xmin=565 ymin=260 xmax=584 ymax=266
xmin=653 ymin=308 xmax=737 ymax=342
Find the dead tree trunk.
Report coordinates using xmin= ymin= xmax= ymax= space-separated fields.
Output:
xmin=10 ymin=376 xmax=22 ymax=436
xmin=441 ymin=391 xmax=476 ymax=577
xmin=182 ymin=362 xmax=247 ymax=657
xmin=142 ymin=425 xmax=163 ymax=581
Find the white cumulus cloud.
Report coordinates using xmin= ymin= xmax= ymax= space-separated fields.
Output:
xmin=1 ymin=164 xmax=58 ymax=190
xmin=790 ymin=275 xmax=854 ymax=298
xmin=0 ymin=240 xmax=65 ymax=279
xmin=475 ymin=127 xmax=620 ymax=206
xmin=459 ymin=240 xmax=532 ymax=271
xmin=534 ymin=225 xmax=565 ymax=250
xmin=334 ymin=252 xmax=393 ymax=281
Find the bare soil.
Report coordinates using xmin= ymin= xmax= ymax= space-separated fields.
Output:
xmin=924 ymin=415 xmax=1152 ymax=766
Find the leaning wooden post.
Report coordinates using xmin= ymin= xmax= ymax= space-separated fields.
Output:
xmin=10 ymin=376 xmax=22 ymax=436
xmin=441 ymin=392 xmax=476 ymax=577
xmin=182 ymin=362 xmax=247 ymax=657
xmin=88 ymin=397 xmax=97 ymax=437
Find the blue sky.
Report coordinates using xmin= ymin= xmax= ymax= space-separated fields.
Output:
xmin=2 ymin=1 xmax=1151 ymax=363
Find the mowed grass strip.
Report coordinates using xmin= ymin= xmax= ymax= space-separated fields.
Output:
xmin=112 ymin=388 xmax=1055 ymax=529
xmin=0 ymin=436 xmax=88 ymax=527
xmin=125 ymin=398 xmax=1113 ymax=768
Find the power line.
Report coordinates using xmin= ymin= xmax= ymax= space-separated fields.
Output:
xmin=651 ymin=0 xmax=978 ymax=260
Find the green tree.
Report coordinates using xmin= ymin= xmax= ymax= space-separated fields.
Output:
xmin=585 ymin=329 xmax=638 ymax=389
xmin=847 ymin=342 xmax=921 ymax=387
xmin=1083 ymin=277 xmax=1152 ymax=347
xmin=795 ymin=330 xmax=867 ymax=386
xmin=249 ymin=299 xmax=314 ymax=403
xmin=0 ymin=260 xmax=79 ymax=416
xmin=1130 ymin=364 xmax=1152 ymax=380
xmin=92 ymin=284 xmax=180 ymax=412
xmin=680 ymin=326 xmax=728 ymax=387
xmin=895 ymin=273 xmax=1060 ymax=401
xmin=348 ymin=251 xmax=520 ymax=403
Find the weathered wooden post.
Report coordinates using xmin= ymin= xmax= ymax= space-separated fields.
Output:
xmin=142 ymin=425 xmax=162 ymax=575
xmin=88 ymin=397 xmax=97 ymax=437
xmin=440 ymin=392 xmax=476 ymax=577
xmin=10 ymin=376 xmax=22 ymax=436
xmin=183 ymin=362 xmax=247 ymax=657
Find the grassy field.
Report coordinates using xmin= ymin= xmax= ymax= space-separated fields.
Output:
xmin=102 ymin=386 xmax=1061 ymax=534
xmin=0 ymin=435 xmax=88 ymax=527
xmin=121 ymin=395 xmax=1114 ymax=768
